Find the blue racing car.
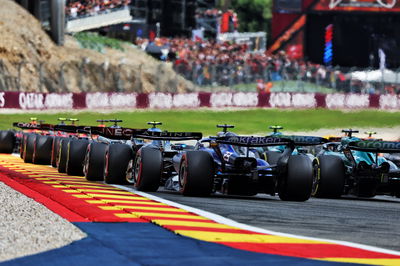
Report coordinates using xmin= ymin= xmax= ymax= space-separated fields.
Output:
xmin=173 ymin=125 xmax=327 ymax=201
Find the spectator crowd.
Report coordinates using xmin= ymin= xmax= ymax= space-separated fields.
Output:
xmin=65 ymin=0 xmax=131 ymax=19
xmin=135 ymin=36 xmax=400 ymax=94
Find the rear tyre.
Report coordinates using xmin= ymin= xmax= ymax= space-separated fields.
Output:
xmin=33 ymin=135 xmax=53 ymax=165
xmin=51 ymin=137 xmax=63 ymax=167
xmin=84 ymin=142 xmax=107 ymax=181
xmin=312 ymin=155 xmax=345 ymax=198
xmin=24 ymin=134 xmax=36 ymax=163
xmin=179 ymin=151 xmax=214 ymax=196
xmin=279 ymin=155 xmax=313 ymax=201
xmin=0 ymin=130 xmax=15 ymax=154
xmin=57 ymin=138 xmax=70 ymax=173
xmin=20 ymin=133 xmax=27 ymax=158
xmin=104 ymin=143 xmax=133 ymax=184
xmin=133 ymin=147 xmax=162 ymax=191
xmin=66 ymin=139 xmax=89 ymax=176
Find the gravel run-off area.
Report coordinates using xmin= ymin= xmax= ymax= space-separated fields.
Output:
xmin=0 ymin=182 xmax=86 ymax=262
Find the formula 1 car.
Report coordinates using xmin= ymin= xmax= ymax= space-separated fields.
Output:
xmin=258 ymin=125 xmax=321 ymax=165
xmin=12 ymin=118 xmax=83 ymax=167
xmin=81 ymin=119 xmax=148 ymax=182
xmin=0 ymin=117 xmax=40 ymax=155
xmin=13 ymin=120 xmax=56 ymax=165
xmin=53 ymin=119 xmax=126 ymax=176
xmin=124 ymin=122 xmax=202 ymax=191
xmin=172 ymin=125 xmax=327 ymax=201
xmin=313 ymin=129 xmax=400 ymax=198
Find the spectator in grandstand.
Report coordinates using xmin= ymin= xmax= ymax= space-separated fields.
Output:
xmin=135 ymin=36 xmax=364 ymax=92
xmin=65 ymin=0 xmax=131 ymax=19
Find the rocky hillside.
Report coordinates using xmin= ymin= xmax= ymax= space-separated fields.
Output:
xmin=0 ymin=0 xmax=194 ymax=93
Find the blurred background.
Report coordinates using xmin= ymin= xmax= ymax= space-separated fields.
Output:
xmin=1 ymin=0 xmax=399 ymax=95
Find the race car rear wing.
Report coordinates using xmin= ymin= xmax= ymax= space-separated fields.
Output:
xmin=348 ymin=140 xmax=400 ymax=153
xmin=133 ymin=131 xmax=203 ymax=141
xmin=54 ymin=125 xmax=148 ymax=140
xmin=215 ymin=135 xmax=327 ymax=147
xmin=216 ymin=136 xmax=292 ymax=147
xmin=280 ymin=135 xmax=328 ymax=146
xmin=13 ymin=122 xmax=54 ymax=131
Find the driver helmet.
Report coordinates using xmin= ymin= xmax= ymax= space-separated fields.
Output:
xmin=147 ymin=127 xmax=162 ymax=133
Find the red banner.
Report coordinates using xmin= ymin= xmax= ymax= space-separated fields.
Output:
xmin=0 ymin=91 xmax=398 ymax=110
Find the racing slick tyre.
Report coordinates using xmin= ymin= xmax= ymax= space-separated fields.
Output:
xmin=33 ymin=135 xmax=53 ymax=165
xmin=279 ymin=155 xmax=313 ymax=201
xmin=312 ymin=155 xmax=345 ymax=198
xmin=23 ymin=134 xmax=36 ymax=163
xmin=57 ymin=138 xmax=70 ymax=173
xmin=51 ymin=137 xmax=63 ymax=167
xmin=20 ymin=133 xmax=27 ymax=158
xmin=179 ymin=151 xmax=214 ymax=196
xmin=0 ymin=130 xmax=15 ymax=154
xmin=66 ymin=139 xmax=89 ymax=176
xmin=84 ymin=142 xmax=107 ymax=181
xmin=132 ymin=147 xmax=162 ymax=191
xmin=104 ymin=143 xmax=133 ymax=184
xmin=263 ymin=151 xmax=281 ymax=165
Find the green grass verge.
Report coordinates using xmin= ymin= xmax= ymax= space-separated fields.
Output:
xmin=1 ymin=109 xmax=400 ymax=136
xmin=74 ymin=32 xmax=128 ymax=53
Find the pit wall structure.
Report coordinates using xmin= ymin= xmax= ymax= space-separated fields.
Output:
xmin=0 ymin=91 xmax=399 ymax=110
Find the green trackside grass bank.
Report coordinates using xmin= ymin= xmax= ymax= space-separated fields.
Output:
xmin=1 ymin=109 xmax=400 ymax=136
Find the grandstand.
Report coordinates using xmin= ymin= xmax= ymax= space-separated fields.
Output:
xmin=270 ymin=0 xmax=400 ymax=69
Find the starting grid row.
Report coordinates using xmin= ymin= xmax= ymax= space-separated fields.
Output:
xmin=0 ymin=154 xmax=399 ymax=266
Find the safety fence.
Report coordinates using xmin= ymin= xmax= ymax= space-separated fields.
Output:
xmin=2 ymin=58 xmax=400 ymax=94
xmin=0 ymin=91 xmax=399 ymax=110
xmin=173 ymin=61 xmax=400 ymax=94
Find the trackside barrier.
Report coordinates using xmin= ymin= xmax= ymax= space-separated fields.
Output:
xmin=0 ymin=91 xmax=395 ymax=110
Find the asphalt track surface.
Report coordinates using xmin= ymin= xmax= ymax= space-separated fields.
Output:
xmin=147 ymin=189 xmax=400 ymax=252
